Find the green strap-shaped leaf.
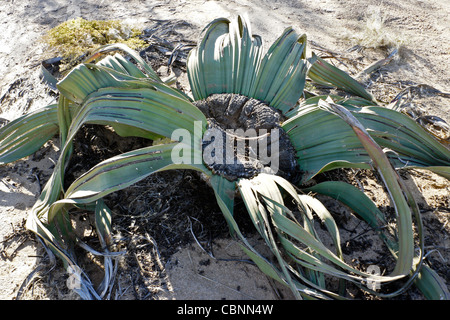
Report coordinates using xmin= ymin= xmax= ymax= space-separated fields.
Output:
xmin=62 ymin=143 xmax=207 ymax=203
xmin=308 ymin=54 xmax=376 ymax=102
xmin=318 ymin=98 xmax=416 ymax=277
xmin=355 ymin=106 xmax=450 ymax=167
xmin=47 ymin=142 xmax=207 ymax=226
xmin=187 ymin=15 xmax=263 ymax=100
xmin=414 ymin=264 xmax=450 ymax=300
xmin=285 ymin=94 xmax=377 ymax=118
xmin=265 ymin=194 xmax=402 ymax=282
xmin=237 ymin=176 xmax=306 ymax=299
xmin=84 ymin=43 xmax=160 ymax=81
xmin=94 ymin=199 xmax=120 ymax=298
xmin=20 ymin=48 xmax=210 ymax=291
xmin=100 ymin=89 xmax=198 ymax=133
xmin=187 ymin=15 xmax=312 ymax=114
xmin=297 ymin=194 xmax=343 ymax=259
xmin=304 ymin=181 xmax=448 ymax=300
xmin=57 ymin=58 xmax=196 ymax=117
xmin=413 ymin=166 xmax=450 ymax=180
xmin=0 ymin=105 xmax=59 ymax=164
xmin=238 ymin=174 xmax=405 ymax=298
xmin=209 ymin=174 xmax=238 ymax=235
xmin=25 ymin=194 xmax=101 ymax=300
xmin=188 ymin=17 xmax=232 ymax=99
xmin=94 ymin=199 xmax=113 ymax=248
xmin=57 ymin=64 xmax=129 ymax=104
xmin=251 ymin=28 xmax=310 ymax=114
xmin=304 ymin=181 xmax=397 ymax=251
xmin=63 ymin=87 xmax=207 ymax=149
xmin=283 ymin=105 xmax=371 ymax=182
xmin=305 ymin=181 xmax=386 ymax=225
xmin=213 ymin=174 xmax=319 ymax=299
xmin=283 ymin=99 xmax=450 ymax=183
xmin=231 ymin=15 xmax=263 ymax=96
xmin=210 ymin=174 xmax=304 ymax=297
xmin=95 ymin=53 xmax=148 ymax=79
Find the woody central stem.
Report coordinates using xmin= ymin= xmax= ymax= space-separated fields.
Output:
xmin=194 ymin=93 xmax=300 ymax=182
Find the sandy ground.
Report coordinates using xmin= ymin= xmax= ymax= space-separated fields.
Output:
xmin=0 ymin=0 xmax=449 ymax=300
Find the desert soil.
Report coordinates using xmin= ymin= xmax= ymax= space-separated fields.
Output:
xmin=0 ymin=0 xmax=449 ymax=300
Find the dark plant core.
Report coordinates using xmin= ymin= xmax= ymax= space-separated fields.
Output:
xmin=194 ymin=93 xmax=300 ymax=182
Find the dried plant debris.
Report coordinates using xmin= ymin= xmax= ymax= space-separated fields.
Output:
xmin=389 ymin=84 xmax=450 ymax=141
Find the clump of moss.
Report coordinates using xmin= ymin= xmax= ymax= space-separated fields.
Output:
xmin=42 ymin=18 xmax=147 ymax=70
